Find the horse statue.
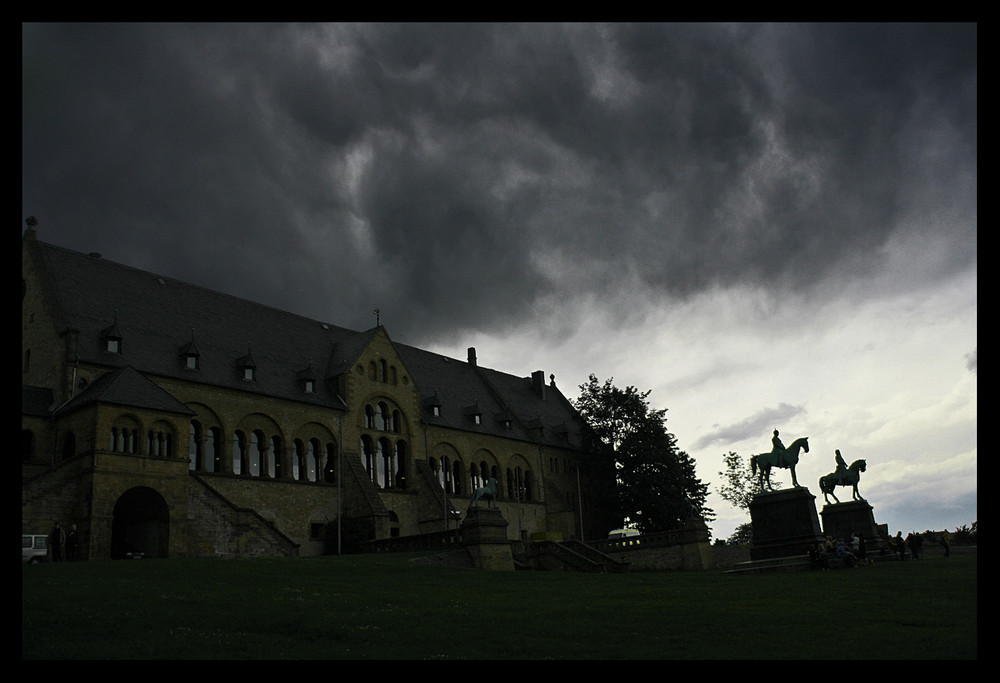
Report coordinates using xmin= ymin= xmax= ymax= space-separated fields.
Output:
xmin=751 ymin=436 xmax=810 ymax=490
xmin=819 ymin=459 xmax=867 ymax=504
xmin=470 ymin=477 xmax=498 ymax=509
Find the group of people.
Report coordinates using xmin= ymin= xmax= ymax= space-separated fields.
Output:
xmin=47 ymin=523 xmax=80 ymax=562
xmin=809 ymin=531 xmax=871 ymax=569
xmin=888 ymin=530 xmax=950 ymax=560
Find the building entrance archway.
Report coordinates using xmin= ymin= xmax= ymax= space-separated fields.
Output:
xmin=111 ymin=486 xmax=170 ymax=559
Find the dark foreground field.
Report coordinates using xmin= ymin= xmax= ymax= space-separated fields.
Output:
xmin=22 ymin=551 xmax=976 ymax=660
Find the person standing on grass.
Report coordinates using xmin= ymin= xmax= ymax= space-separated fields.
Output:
xmin=65 ymin=524 xmax=79 ymax=561
xmin=892 ymin=531 xmax=906 ymax=560
xmin=48 ymin=523 xmax=62 ymax=562
xmin=856 ymin=534 xmax=870 ymax=566
xmin=941 ymin=529 xmax=953 ymax=557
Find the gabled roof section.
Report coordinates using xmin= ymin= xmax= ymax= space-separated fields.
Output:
xmin=30 ymin=238 xmax=359 ymax=410
xmin=54 ymin=365 xmax=196 ymax=417
xmin=395 ymin=344 xmax=589 ymax=449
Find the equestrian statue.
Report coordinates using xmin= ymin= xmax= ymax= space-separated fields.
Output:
xmin=470 ymin=477 xmax=498 ymax=509
xmin=819 ymin=449 xmax=867 ymax=504
xmin=751 ymin=429 xmax=810 ymax=490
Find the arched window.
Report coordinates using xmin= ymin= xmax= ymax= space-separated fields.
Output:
xmin=506 ymin=465 xmax=532 ymax=501
xmin=293 ymin=439 xmax=305 ymax=480
xmin=148 ymin=422 xmax=173 ymax=457
xmin=189 ymin=421 xmax=203 ymax=471
xmin=395 ymin=441 xmax=407 ymax=489
xmin=470 ymin=462 xmax=481 ymax=491
xmin=437 ymin=455 xmax=454 ymax=494
xmin=233 ymin=431 xmax=247 ymax=475
xmin=307 ymin=438 xmax=321 ymax=482
xmin=361 ymin=399 xmax=408 ymax=489
xmin=324 ymin=442 xmax=337 ymax=482
xmin=248 ymin=431 xmax=264 ymax=477
xmin=269 ymin=436 xmax=281 ymax=478
xmin=207 ymin=427 xmax=222 ymax=472
xmin=361 ymin=436 xmax=375 ymax=483
xmin=110 ymin=421 xmax=139 ymax=454
xmin=452 ymin=459 xmax=463 ymax=495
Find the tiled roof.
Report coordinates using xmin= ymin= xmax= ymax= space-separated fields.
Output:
xmin=29 ymin=234 xmax=588 ymax=448
xmin=32 ymin=238 xmax=357 ymax=410
xmin=54 ymin=365 xmax=196 ymax=417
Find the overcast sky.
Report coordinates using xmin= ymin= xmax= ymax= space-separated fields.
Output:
xmin=22 ymin=23 xmax=976 ymax=541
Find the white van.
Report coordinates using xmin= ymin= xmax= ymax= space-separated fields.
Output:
xmin=607 ymin=528 xmax=640 ymax=540
xmin=22 ymin=534 xmax=48 ymax=564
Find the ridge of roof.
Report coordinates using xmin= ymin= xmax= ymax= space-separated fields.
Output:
xmin=28 ymin=235 xmax=587 ymax=447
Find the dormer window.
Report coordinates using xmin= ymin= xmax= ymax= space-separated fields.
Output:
xmin=100 ymin=323 xmax=122 ymax=354
xmin=297 ymin=364 xmax=317 ymax=394
xmin=179 ymin=334 xmax=200 ymax=370
xmin=424 ymin=391 xmax=443 ymax=418
xmin=496 ymin=412 xmax=515 ymax=431
xmin=237 ymin=348 xmax=256 ymax=381
xmin=464 ymin=402 xmax=483 ymax=425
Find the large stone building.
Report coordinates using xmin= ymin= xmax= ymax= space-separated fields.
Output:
xmin=21 ymin=224 xmax=610 ymax=560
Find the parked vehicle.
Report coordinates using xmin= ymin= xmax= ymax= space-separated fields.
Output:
xmin=22 ymin=534 xmax=48 ymax=564
xmin=607 ymin=528 xmax=640 ymax=540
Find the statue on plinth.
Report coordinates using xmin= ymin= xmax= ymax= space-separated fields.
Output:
xmin=819 ymin=450 xmax=867 ymax=504
xmin=750 ymin=429 xmax=810 ymax=490
xmin=469 ymin=477 xmax=498 ymax=509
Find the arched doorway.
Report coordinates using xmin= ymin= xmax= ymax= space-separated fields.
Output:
xmin=111 ymin=486 xmax=170 ymax=559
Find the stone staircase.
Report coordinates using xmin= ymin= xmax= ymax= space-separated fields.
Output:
xmin=342 ymin=454 xmax=389 ymax=516
xmin=522 ymin=539 xmax=630 ymax=572
xmin=187 ymin=475 xmax=299 ymax=558
xmin=724 ymin=553 xmax=811 ymax=574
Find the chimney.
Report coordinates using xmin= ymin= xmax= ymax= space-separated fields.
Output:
xmin=531 ymin=370 xmax=547 ymax=400
xmin=468 ymin=347 xmax=477 ymax=366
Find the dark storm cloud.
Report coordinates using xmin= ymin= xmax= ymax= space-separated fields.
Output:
xmin=22 ymin=23 xmax=977 ymax=346
xmin=692 ymin=402 xmax=806 ymax=451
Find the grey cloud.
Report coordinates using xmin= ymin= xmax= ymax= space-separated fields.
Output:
xmin=22 ymin=23 xmax=977 ymax=347
xmin=692 ymin=402 xmax=806 ymax=451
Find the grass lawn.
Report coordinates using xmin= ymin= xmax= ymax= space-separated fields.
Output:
xmin=22 ymin=551 xmax=976 ymax=660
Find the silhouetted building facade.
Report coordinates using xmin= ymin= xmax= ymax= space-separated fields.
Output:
xmin=22 ymin=225 xmax=607 ymax=559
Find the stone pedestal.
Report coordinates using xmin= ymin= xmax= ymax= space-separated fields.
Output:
xmin=749 ymin=487 xmax=824 ymax=561
xmin=820 ymin=500 xmax=887 ymax=552
xmin=461 ymin=507 xmax=514 ymax=571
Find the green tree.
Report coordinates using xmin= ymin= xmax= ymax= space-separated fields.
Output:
xmin=716 ymin=450 xmax=772 ymax=512
xmin=716 ymin=450 xmax=778 ymax=545
xmin=727 ymin=522 xmax=754 ymax=545
xmin=574 ymin=374 xmax=712 ymax=534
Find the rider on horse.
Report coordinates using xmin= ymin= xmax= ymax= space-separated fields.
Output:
xmin=833 ymin=449 xmax=848 ymax=484
xmin=771 ymin=430 xmax=785 ymax=457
